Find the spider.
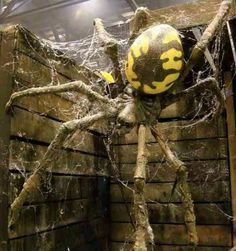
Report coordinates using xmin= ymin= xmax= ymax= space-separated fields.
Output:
xmin=5 ymin=0 xmax=233 ymax=250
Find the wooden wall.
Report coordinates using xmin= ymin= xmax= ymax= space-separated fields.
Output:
xmin=0 ymin=25 xmax=109 ymax=250
xmin=109 ymin=96 xmax=233 ymax=250
xmin=109 ymin=1 xmax=236 ymax=249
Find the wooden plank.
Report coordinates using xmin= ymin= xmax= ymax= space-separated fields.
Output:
xmin=159 ymin=98 xmax=194 ymax=119
xmin=9 ymin=198 xmax=106 ymax=238
xmin=9 ymin=174 xmax=107 ymax=203
xmin=80 ymin=176 xmax=109 ymax=199
xmin=134 ymin=0 xmax=236 ymax=30
xmin=77 ymin=238 xmax=108 ymax=251
xmin=15 ymin=25 xmax=99 ymax=83
xmin=115 ymin=160 xmax=229 ymax=183
xmin=110 ymin=181 xmax=230 ymax=203
xmin=9 ymin=218 xmax=107 ymax=251
xmin=14 ymin=92 xmax=79 ymax=122
xmin=0 ymin=26 xmax=17 ymax=250
xmin=9 ymin=174 xmax=81 ymax=203
xmin=12 ymin=77 xmax=108 ymax=133
xmin=110 ymin=202 xmax=231 ymax=225
xmin=9 ymin=140 xmax=108 ymax=176
xmin=15 ymin=53 xmax=69 ymax=87
xmin=110 ymin=223 xmax=232 ymax=246
xmin=110 ymin=242 xmax=231 ymax=251
xmin=114 ymin=118 xmax=226 ymax=145
xmin=115 ymin=138 xmax=228 ymax=164
xmin=14 ymin=53 xmax=89 ymax=121
xmin=224 ymin=71 xmax=236 ymax=246
xmin=10 ymin=107 xmax=107 ymax=156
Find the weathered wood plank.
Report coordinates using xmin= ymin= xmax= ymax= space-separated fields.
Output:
xmin=9 ymin=140 xmax=108 ymax=176
xmin=114 ymin=118 xmax=226 ymax=145
xmin=110 ymin=181 xmax=230 ymax=203
xmin=115 ymin=138 xmax=228 ymax=164
xmin=9 ymin=218 xmax=107 ymax=251
xmin=114 ymin=160 xmax=229 ymax=183
xmin=2 ymin=25 xmax=109 ymax=250
xmin=159 ymin=98 xmax=194 ymax=119
xmin=80 ymin=176 xmax=109 ymax=199
xmin=14 ymin=53 xmax=89 ymax=121
xmin=9 ymin=198 xmax=106 ymax=238
xmin=134 ymin=0 xmax=236 ymax=30
xmin=224 ymin=71 xmax=236 ymax=245
xmin=15 ymin=25 xmax=99 ymax=83
xmin=12 ymin=77 xmax=108 ymax=133
xmin=10 ymin=174 xmax=107 ymax=204
xmin=14 ymin=92 xmax=78 ymax=122
xmin=10 ymin=173 xmax=81 ymax=203
xmin=110 ymin=202 xmax=231 ymax=225
xmin=110 ymin=223 xmax=232 ymax=246
xmin=15 ymin=53 xmax=69 ymax=87
xmin=110 ymin=242 xmax=231 ymax=251
xmin=10 ymin=107 xmax=106 ymax=156
xmin=78 ymin=238 xmax=108 ymax=251
xmin=0 ymin=26 xmax=16 ymax=250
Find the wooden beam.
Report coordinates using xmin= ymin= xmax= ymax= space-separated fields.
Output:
xmin=224 ymin=71 xmax=236 ymax=246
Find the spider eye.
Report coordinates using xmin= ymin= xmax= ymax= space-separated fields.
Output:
xmin=125 ymin=24 xmax=184 ymax=95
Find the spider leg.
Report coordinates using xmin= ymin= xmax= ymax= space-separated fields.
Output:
xmin=162 ymin=77 xmax=225 ymax=120
xmin=6 ymin=80 xmax=113 ymax=113
xmin=133 ymin=125 xmax=154 ymax=250
xmin=94 ymin=18 xmax=123 ymax=89
xmin=129 ymin=7 xmax=151 ymax=42
xmin=9 ymin=111 xmax=114 ymax=230
xmin=150 ymin=126 xmax=198 ymax=246
xmin=180 ymin=0 xmax=233 ymax=82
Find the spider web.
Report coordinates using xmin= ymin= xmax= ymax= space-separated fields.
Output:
xmin=10 ymin=21 xmax=234 ymax=249
xmin=46 ymin=23 xmax=129 ymax=74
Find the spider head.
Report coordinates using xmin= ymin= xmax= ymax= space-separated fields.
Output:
xmin=125 ymin=24 xmax=184 ymax=95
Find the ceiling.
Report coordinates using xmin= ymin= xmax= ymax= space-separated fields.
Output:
xmin=0 ymin=0 xmax=196 ymax=41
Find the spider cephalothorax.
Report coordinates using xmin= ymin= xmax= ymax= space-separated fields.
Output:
xmin=5 ymin=1 xmax=233 ymax=250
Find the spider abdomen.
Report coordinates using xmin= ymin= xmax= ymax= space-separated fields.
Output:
xmin=125 ymin=24 xmax=184 ymax=95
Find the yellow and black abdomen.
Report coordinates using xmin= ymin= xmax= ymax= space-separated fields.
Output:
xmin=125 ymin=24 xmax=184 ymax=95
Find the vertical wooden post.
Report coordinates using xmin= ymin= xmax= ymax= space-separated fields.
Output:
xmin=224 ymin=71 xmax=236 ymax=246
xmin=0 ymin=26 xmax=18 ymax=250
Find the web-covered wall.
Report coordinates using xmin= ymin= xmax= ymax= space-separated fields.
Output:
xmin=0 ymin=25 xmax=109 ymax=250
xmin=109 ymin=95 xmax=233 ymax=251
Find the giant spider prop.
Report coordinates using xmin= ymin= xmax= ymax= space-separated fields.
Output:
xmin=5 ymin=0 xmax=233 ymax=250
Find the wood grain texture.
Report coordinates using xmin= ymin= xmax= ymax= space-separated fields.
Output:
xmin=9 ymin=198 xmax=106 ymax=238
xmin=110 ymin=202 xmax=231 ymax=225
xmin=110 ymin=222 xmax=232 ymax=246
xmin=114 ymin=118 xmax=226 ymax=145
xmin=115 ymin=138 xmax=228 ymax=164
xmin=110 ymin=181 xmax=230 ymax=203
xmin=1 ymin=25 xmax=109 ymax=250
xmin=9 ymin=174 xmax=108 ymax=204
xmin=110 ymin=242 xmax=231 ymax=251
xmin=15 ymin=53 xmax=69 ymax=87
xmin=10 ymin=218 xmax=107 ymax=251
xmin=9 ymin=140 xmax=108 ymax=175
xmin=113 ymin=160 xmax=229 ymax=183
xmin=0 ymin=27 xmax=16 ymax=251
xmin=224 ymin=72 xmax=236 ymax=246
xmin=15 ymin=26 xmax=99 ymax=83
xmin=10 ymin=107 xmax=107 ymax=156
